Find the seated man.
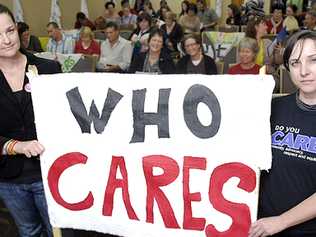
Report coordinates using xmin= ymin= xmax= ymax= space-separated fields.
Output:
xmin=97 ymin=22 xmax=133 ymax=72
xmin=46 ymin=22 xmax=75 ymax=54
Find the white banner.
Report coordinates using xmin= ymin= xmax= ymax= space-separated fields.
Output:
xmin=50 ymin=0 xmax=61 ymax=28
xmin=31 ymin=74 xmax=274 ymax=237
xmin=13 ymin=0 xmax=24 ymax=22
xmin=80 ymin=0 xmax=89 ymax=18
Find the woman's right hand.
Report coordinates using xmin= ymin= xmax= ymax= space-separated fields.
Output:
xmin=14 ymin=140 xmax=45 ymax=158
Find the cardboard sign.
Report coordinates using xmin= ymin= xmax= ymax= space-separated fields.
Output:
xmin=30 ymin=73 xmax=274 ymax=237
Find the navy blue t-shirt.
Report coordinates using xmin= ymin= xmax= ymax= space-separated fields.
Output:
xmin=258 ymin=93 xmax=316 ymax=236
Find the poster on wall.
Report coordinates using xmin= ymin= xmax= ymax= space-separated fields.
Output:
xmin=30 ymin=73 xmax=274 ymax=237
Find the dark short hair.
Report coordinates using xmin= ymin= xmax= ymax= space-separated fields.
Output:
xmin=196 ymin=0 xmax=206 ymax=7
xmin=76 ymin=12 xmax=86 ymax=20
xmin=121 ymin=0 xmax=129 ymax=6
xmin=137 ymin=12 xmax=152 ymax=25
xmin=186 ymin=3 xmax=198 ymax=14
xmin=283 ymin=30 xmax=316 ymax=71
xmin=0 ymin=4 xmax=15 ymax=23
xmin=47 ymin=21 xmax=59 ymax=29
xmin=105 ymin=21 xmax=119 ymax=31
xmin=181 ymin=33 xmax=202 ymax=53
xmin=17 ymin=22 xmax=29 ymax=36
xmin=228 ymin=3 xmax=241 ymax=16
xmin=105 ymin=1 xmax=115 ymax=9
xmin=287 ymin=4 xmax=298 ymax=14
xmin=148 ymin=28 xmax=164 ymax=43
xmin=271 ymin=3 xmax=285 ymax=14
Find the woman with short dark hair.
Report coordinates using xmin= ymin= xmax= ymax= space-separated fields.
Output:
xmin=250 ymin=30 xmax=316 ymax=237
xmin=129 ymin=28 xmax=175 ymax=74
xmin=17 ymin=21 xmax=43 ymax=52
xmin=130 ymin=12 xmax=152 ymax=54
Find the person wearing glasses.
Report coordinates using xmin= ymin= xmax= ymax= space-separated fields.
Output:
xmin=176 ymin=34 xmax=217 ymax=75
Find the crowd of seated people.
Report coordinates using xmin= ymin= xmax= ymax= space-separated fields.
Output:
xmin=17 ymin=0 xmax=316 ymax=93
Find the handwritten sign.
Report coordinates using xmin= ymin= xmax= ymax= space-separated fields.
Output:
xmin=30 ymin=73 xmax=274 ymax=237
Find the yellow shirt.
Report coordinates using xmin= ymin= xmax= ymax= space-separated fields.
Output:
xmin=256 ymin=39 xmax=265 ymax=66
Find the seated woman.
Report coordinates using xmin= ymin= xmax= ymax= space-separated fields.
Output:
xmin=17 ymin=22 xmax=43 ymax=52
xmin=103 ymin=1 xmax=120 ymax=24
xmin=228 ymin=37 xmax=260 ymax=74
xmin=176 ymin=34 xmax=217 ymax=74
xmin=246 ymin=17 xmax=271 ymax=67
xmin=74 ymin=12 xmax=95 ymax=30
xmin=226 ymin=3 xmax=241 ymax=27
xmin=179 ymin=0 xmax=189 ymax=18
xmin=160 ymin=11 xmax=183 ymax=53
xmin=246 ymin=16 xmax=283 ymax=74
xmin=143 ymin=1 xmax=158 ymax=19
xmin=179 ymin=3 xmax=201 ymax=34
xmin=94 ymin=16 xmax=107 ymax=30
xmin=129 ymin=28 xmax=175 ymax=74
xmin=74 ymin=26 xmax=100 ymax=56
xmin=130 ymin=12 xmax=152 ymax=55
xmin=283 ymin=4 xmax=299 ymax=33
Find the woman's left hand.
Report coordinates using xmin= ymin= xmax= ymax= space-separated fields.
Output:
xmin=14 ymin=140 xmax=45 ymax=158
xmin=248 ymin=216 xmax=287 ymax=237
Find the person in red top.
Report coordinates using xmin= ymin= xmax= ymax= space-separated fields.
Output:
xmin=74 ymin=26 xmax=100 ymax=56
xmin=228 ymin=37 xmax=261 ymax=75
xmin=266 ymin=3 xmax=284 ymax=34
xmin=74 ymin=12 xmax=96 ymax=30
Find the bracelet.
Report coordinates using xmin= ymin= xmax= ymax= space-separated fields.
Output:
xmin=2 ymin=140 xmax=10 ymax=155
xmin=7 ymin=140 xmax=18 ymax=156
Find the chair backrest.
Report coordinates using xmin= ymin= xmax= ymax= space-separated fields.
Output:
xmin=217 ymin=25 xmax=239 ymax=32
xmin=94 ymin=30 xmax=107 ymax=40
xmin=201 ymin=33 xmax=216 ymax=61
xmin=240 ymin=25 xmax=247 ymax=32
xmin=71 ymin=55 xmax=97 ymax=72
xmin=216 ymin=61 xmax=224 ymax=74
xmin=279 ymin=67 xmax=297 ymax=94
xmin=120 ymin=30 xmax=133 ymax=40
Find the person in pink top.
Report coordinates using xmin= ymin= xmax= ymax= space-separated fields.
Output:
xmin=228 ymin=37 xmax=261 ymax=75
xmin=74 ymin=26 xmax=100 ymax=56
